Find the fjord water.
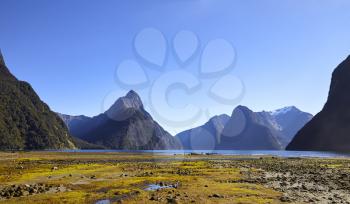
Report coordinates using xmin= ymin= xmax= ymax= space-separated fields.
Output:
xmin=58 ymin=150 xmax=350 ymax=158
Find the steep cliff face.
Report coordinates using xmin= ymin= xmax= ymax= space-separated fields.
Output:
xmin=0 ymin=51 xmax=76 ymax=150
xmin=287 ymin=56 xmax=350 ymax=151
xmin=61 ymin=91 xmax=181 ymax=150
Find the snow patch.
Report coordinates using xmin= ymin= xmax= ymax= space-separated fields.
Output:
xmin=270 ymin=106 xmax=296 ymax=116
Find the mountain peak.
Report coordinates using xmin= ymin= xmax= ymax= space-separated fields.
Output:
xmin=270 ymin=106 xmax=299 ymax=116
xmin=346 ymin=55 xmax=350 ymax=61
xmin=126 ymin=90 xmax=140 ymax=99
xmin=234 ymin=105 xmax=253 ymax=114
xmin=105 ymin=90 xmax=144 ymax=121
xmin=0 ymin=50 xmax=17 ymax=80
xmin=123 ymin=90 xmax=143 ymax=107
xmin=0 ymin=49 xmax=4 ymax=66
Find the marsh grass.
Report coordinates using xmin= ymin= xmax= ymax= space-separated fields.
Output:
xmin=0 ymin=152 xmax=284 ymax=203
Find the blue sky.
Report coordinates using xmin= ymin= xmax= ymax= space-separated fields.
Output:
xmin=1 ymin=0 xmax=350 ymax=134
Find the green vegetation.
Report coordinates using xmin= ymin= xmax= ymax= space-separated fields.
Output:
xmin=1 ymin=152 xmax=350 ymax=203
xmin=0 ymin=58 xmax=75 ymax=150
xmin=0 ymin=152 xmax=282 ymax=204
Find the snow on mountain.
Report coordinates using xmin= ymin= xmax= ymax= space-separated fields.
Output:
xmin=270 ymin=106 xmax=297 ymax=116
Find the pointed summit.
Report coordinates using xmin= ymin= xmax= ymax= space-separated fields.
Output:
xmin=0 ymin=50 xmax=17 ymax=80
xmin=234 ymin=105 xmax=252 ymax=113
xmin=345 ymin=55 xmax=350 ymax=62
xmin=0 ymin=49 xmax=4 ymax=66
xmin=105 ymin=90 xmax=144 ymax=121
xmin=62 ymin=90 xmax=181 ymax=150
xmin=126 ymin=90 xmax=140 ymax=99
xmin=123 ymin=90 xmax=143 ymax=108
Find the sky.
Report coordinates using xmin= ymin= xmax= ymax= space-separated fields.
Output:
xmin=1 ymin=0 xmax=350 ymax=134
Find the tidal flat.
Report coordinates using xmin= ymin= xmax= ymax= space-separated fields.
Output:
xmin=0 ymin=152 xmax=349 ymax=204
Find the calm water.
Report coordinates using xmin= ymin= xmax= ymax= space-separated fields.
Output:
xmin=144 ymin=184 xmax=175 ymax=191
xmin=57 ymin=150 xmax=350 ymax=158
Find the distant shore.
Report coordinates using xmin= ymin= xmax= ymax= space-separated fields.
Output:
xmin=3 ymin=149 xmax=350 ymax=158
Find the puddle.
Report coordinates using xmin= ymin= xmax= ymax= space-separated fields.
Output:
xmin=145 ymin=183 xmax=178 ymax=191
xmin=95 ymin=200 xmax=110 ymax=204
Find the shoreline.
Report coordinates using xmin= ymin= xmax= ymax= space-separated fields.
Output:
xmin=2 ymin=149 xmax=350 ymax=159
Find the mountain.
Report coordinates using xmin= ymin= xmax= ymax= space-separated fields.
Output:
xmin=287 ymin=56 xmax=350 ymax=151
xmin=56 ymin=113 xmax=92 ymax=137
xmin=267 ymin=106 xmax=313 ymax=146
xmin=176 ymin=106 xmax=312 ymax=150
xmin=59 ymin=91 xmax=181 ymax=150
xmin=0 ymin=51 xmax=76 ymax=150
xmin=219 ymin=106 xmax=283 ymax=150
xmin=176 ymin=114 xmax=230 ymax=150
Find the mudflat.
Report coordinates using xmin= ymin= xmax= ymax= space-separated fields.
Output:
xmin=0 ymin=152 xmax=349 ymax=204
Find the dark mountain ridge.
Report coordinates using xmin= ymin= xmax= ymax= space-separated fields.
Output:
xmin=287 ymin=55 xmax=350 ymax=151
